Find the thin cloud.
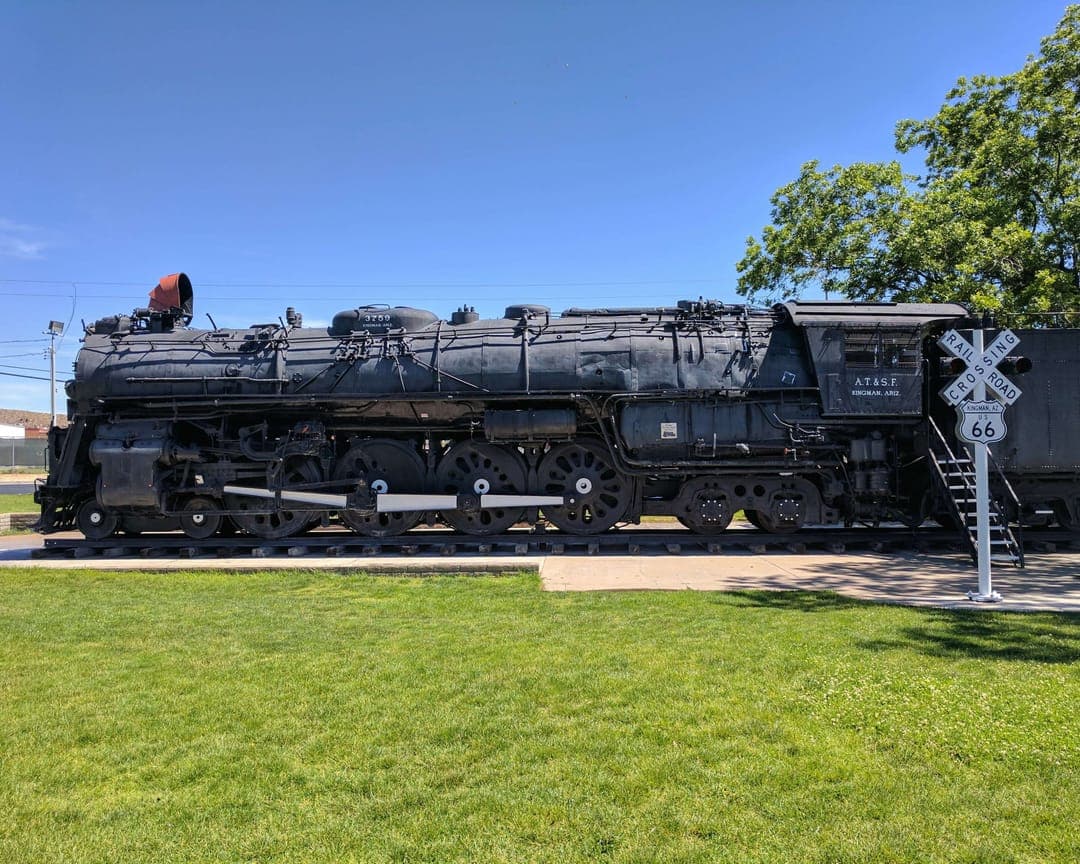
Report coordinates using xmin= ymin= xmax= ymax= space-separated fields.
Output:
xmin=0 ymin=218 xmax=46 ymax=260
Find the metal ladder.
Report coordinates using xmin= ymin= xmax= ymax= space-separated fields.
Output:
xmin=928 ymin=418 xmax=1024 ymax=568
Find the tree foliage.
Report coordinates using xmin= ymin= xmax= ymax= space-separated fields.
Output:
xmin=737 ymin=6 xmax=1080 ymax=322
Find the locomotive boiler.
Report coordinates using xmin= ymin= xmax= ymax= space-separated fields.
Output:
xmin=36 ymin=272 xmax=1073 ymax=542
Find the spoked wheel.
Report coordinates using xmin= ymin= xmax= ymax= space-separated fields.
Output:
xmin=180 ymin=496 xmax=223 ymax=540
xmin=539 ymin=440 xmax=633 ymax=534
xmin=77 ymin=499 xmax=119 ymax=540
xmin=228 ymin=459 xmax=324 ymax=540
xmin=334 ymin=439 xmax=426 ymax=537
xmin=436 ymin=440 xmax=527 ymax=535
xmin=675 ymin=478 xmax=733 ymax=534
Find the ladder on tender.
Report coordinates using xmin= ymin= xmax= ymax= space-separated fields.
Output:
xmin=928 ymin=418 xmax=1024 ymax=568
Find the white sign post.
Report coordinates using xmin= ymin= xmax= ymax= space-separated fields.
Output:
xmin=937 ymin=328 xmax=1021 ymax=602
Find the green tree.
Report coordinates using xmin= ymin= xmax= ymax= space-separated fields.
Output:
xmin=737 ymin=6 xmax=1079 ymax=323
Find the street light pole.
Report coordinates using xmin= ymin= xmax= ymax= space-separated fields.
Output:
xmin=49 ymin=330 xmax=56 ymax=425
xmin=45 ymin=321 xmax=64 ymax=427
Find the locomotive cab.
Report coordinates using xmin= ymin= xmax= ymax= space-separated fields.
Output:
xmin=782 ymin=301 xmax=967 ymax=417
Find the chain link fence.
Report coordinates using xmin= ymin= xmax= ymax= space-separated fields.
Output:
xmin=0 ymin=438 xmax=49 ymax=469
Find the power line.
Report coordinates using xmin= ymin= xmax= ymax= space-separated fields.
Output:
xmin=0 ymin=370 xmax=50 ymax=381
xmin=0 ymin=291 xmax=75 ymax=297
xmin=0 ymin=363 xmax=50 ymax=373
xmin=52 ymin=281 xmax=78 ymax=355
xmin=0 ymin=279 xmax=145 ymax=286
xmin=1 ymin=277 xmax=719 ymax=288
xmin=0 ymin=290 xmax=723 ymax=306
xmin=0 ymin=289 xmax=714 ymax=300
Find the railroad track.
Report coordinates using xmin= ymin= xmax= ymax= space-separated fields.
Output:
xmin=33 ymin=526 xmax=1079 ymax=560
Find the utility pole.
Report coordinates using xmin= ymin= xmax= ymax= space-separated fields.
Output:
xmin=45 ymin=320 xmax=64 ymax=427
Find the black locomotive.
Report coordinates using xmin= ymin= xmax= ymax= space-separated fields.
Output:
xmin=34 ymin=273 xmax=1079 ymax=541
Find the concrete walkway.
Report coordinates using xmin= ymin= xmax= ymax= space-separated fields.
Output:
xmin=2 ymin=532 xmax=1077 ymax=613
xmin=540 ymin=552 xmax=1080 ymax=611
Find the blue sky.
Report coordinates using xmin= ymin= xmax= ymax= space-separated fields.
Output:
xmin=0 ymin=0 xmax=1064 ymax=412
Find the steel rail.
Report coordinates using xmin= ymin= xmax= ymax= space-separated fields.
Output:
xmin=35 ymin=526 xmax=1078 ymax=561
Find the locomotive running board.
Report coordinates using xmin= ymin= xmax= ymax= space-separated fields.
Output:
xmin=222 ymin=486 xmax=568 ymax=513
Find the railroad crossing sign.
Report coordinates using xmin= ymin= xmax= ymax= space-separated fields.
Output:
xmin=938 ymin=328 xmax=1022 ymax=406
xmin=936 ymin=327 xmax=1023 ymax=603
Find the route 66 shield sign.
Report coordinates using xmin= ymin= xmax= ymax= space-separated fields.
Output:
xmin=956 ymin=400 xmax=1007 ymax=444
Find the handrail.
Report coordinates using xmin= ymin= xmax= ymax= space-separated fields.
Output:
xmin=928 ymin=417 xmax=977 ymax=497
xmin=985 ymin=445 xmax=1022 ymax=510
xmin=927 ymin=415 xmax=1024 ymax=568
xmin=927 ymin=417 xmax=978 ymax=563
xmin=986 ymin=444 xmax=1024 ymax=567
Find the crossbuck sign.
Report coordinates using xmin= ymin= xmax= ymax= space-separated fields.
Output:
xmin=939 ymin=328 xmax=1022 ymax=407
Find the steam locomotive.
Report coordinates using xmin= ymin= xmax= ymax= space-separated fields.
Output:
xmin=35 ymin=273 xmax=1080 ymax=541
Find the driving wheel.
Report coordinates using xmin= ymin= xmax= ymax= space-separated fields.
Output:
xmin=539 ymin=440 xmax=632 ymax=534
xmin=435 ymin=440 xmax=527 ymax=535
xmin=228 ymin=459 xmax=324 ymax=540
xmin=334 ymin=439 xmax=426 ymax=536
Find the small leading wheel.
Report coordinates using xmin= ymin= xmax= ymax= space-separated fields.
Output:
xmin=77 ymin=499 xmax=119 ymax=540
xmin=675 ymin=478 xmax=733 ymax=534
xmin=334 ymin=439 xmax=426 ymax=537
xmin=228 ymin=459 xmax=324 ymax=540
xmin=180 ymin=496 xmax=223 ymax=540
xmin=436 ymin=440 xmax=527 ymax=535
xmin=539 ymin=440 xmax=633 ymax=534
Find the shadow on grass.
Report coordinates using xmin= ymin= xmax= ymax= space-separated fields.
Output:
xmin=721 ymin=591 xmax=864 ymax=609
xmin=718 ymin=589 xmax=870 ymax=613
xmin=860 ymin=610 xmax=1080 ymax=664
xmin=716 ymin=590 xmax=1080 ymax=664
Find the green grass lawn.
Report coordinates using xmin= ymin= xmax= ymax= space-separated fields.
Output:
xmin=0 ymin=569 xmax=1077 ymax=863
xmin=0 ymin=493 xmax=34 ymax=514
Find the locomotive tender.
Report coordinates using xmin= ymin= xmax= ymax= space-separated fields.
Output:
xmin=35 ymin=273 xmax=1079 ymax=541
